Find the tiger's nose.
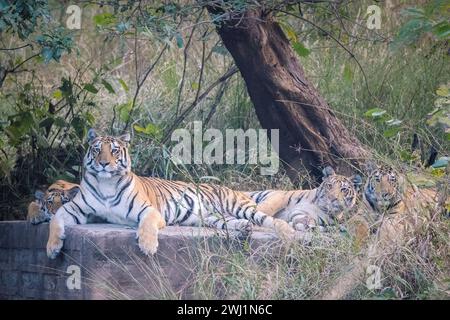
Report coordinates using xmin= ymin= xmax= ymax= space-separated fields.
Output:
xmin=99 ymin=160 xmax=110 ymax=167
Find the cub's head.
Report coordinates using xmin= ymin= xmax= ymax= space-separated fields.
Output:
xmin=315 ymin=166 xmax=362 ymax=221
xmin=27 ymin=180 xmax=79 ymax=224
xmin=364 ymin=164 xmax=405 ymax=212
xmin=84 ymin=129 xmax=131 ymax=178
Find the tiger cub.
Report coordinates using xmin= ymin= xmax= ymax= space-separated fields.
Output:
xmin=347 ymin=164 xmax=447 ymax=246
xmin=27 ymin=180 xmax=79 ymax=225
xmin=46 ymin=129 xmax=295 ymax=259
xmin=246 ymin=167 xmax=362 ymax=231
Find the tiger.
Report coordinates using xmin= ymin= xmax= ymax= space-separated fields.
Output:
xmin=46 ymin=129 xmax=296 ymax=259
xmin=346 ymin=164 xmax=447 ymax=247
xmin=245 ymin=167 xmax=363 ymax=231
xmin=27 ymin=180 xmax=80 ymax=225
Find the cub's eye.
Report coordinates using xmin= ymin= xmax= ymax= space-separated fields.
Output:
xmin=112 ymin=147 xmax=120 ymax=155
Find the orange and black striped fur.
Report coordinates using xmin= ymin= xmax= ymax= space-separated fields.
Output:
xmin=46 ymin=129 xmax=295 ymax=259
xmin=27 ymin=180 xmax=80 ymax=225
xmin=246 ymin=167 xmax=362 ymax=231
xmin=347 ymin=164 xmax=448 ymax=246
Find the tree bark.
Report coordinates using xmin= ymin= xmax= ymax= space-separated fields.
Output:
xmin=207 ymin=7 xmax=370 ymax=186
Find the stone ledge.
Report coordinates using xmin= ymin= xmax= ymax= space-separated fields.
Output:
xmin=0 ymin=221 xmax=284 ymax=299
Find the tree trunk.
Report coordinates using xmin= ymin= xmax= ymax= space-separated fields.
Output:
xmin=207 ymin=7 xmax=370 ymax=186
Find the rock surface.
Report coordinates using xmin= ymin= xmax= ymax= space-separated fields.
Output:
xmin=0 ymin=221 xmax=285 ymax=299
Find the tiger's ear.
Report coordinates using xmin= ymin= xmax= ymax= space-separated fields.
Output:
xmin=351 ymin=174 xmax=363 ymax=191
xmin=66 ymin=186 xmax=80 ymax=200
xmin=34 ymin=190 xmax=45 ymax=201
xmin=364 ymin=161 xmax=378 ymax=174
xmin=87 ymin=128 xmax=97 ymax=144
xmin=118 ymin=132 xmax=131 ymax=145
xmin=322 ymin=166 xmax=335 ymax=178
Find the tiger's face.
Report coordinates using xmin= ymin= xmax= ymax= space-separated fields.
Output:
xmin=84 ymin=129 xmax=131 ymax=178
xmin=364 ymin=165 xmax=405 ymax=212
xmin=28 ymin=182 xmax=79 ymax=224
xmin=315 ymin=166 xmax=362 ymax=221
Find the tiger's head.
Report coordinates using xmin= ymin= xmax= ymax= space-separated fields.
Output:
xmin=314 ymin=166 xmax=362 ymax=221
xmin=364 ymin=164 xmax=406 ymax=213
xmin=84 ymin=129 xmax=132 ymax=178
xmin=27 ymin=180 xmax=79 ymax=224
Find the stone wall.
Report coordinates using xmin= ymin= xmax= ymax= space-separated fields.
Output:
xmin=0 ymin=221 xmax=281 ymax=299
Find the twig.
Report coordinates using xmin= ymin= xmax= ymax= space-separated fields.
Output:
xmin=175 ymin=9 xmax=205 ymax=116
xmin=122 ymin=43 xmax=169 ymax=133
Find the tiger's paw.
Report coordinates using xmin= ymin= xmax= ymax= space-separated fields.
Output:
xmin=137 ymin=227 xmax=159 ymax=256
xmin=27 ymin=201 xmax=51 ymax=225
xmin=234 ymin=219 xmax=253 ymax=234
xmin=293 ymin=222 xmax=307 ymax=232
xmin=29 ymin=212 xmax=52 ymax=225
xmin=273 ymin=219 xmax=296 ymax=240
xmin=46 ymin=219 xmax=65 ymax=259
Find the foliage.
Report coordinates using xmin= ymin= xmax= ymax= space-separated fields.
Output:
xmin=390 ymin=0 xmax=450 ymax=50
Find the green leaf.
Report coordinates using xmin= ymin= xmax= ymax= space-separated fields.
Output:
xmin=292 ymin=42 xmax=310 ymax=57
xmin=401 ymin=7 xmax=426 ymax=18
xmin=39 ymin=117 xmax=54 ymax=128
xmin=175 ymin=33 xmax=183 ymax=48
xmin=83 ymin=83 xmax=98 ymax=94
xmin=191 ymin=82 xmax=199 ymax=90
xmin=54 ymin=117 xmax=67 ymax=128
xmin=101 ymin=79 xmax=115 ymax=94
xmin=431 ymin=157 xmax=449 ymax=168
xmin=386 ymin=119 xmax=402 ymax=126
xmin=41 ymin=47 xmax=53 ymax=63
xmin=133 ymin=123 xmax=161 ymax=138
xmin=71 ymin=116 xmax=86 ymax=139
xmin=436 ymin=85 xmax=449 ymax=97
xmin=383 ymin=127 xmax=400 ymax=138
xmin=364 ymin=108 xmax=386 ymax=118
xmin=279 ymin=21 xmax=298 ymax=42
xmin=85 ymin=112 xmax=95 ymax=126
xmin=93 ymin=13 xmax=116 ymax=27
xmin=118 ymin=78 xmax=129 ymax=92
xmin=117 ymin=101 xmax=132 ymax=122
xmin=432 ymin=21 xmax=450 ymax=39
xmin=343 ymin=64 xmax=354 ymax=84
xmin=36 ymin=134 xmax=49 ymax=148
xmin=52 ymin=89 xmax=62 ymax=99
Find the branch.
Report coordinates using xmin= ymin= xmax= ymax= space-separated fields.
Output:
xmin=278 ymin=9 xmax=381 ymax=106
xmin=160 ymin=65 xmax=238 ymax=144
xmin=122 ymin=43 xmax=169 ymax=133
xmin=0 ymin=43 xmax=32 ymax=51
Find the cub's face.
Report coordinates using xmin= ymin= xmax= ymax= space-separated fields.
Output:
xmin=84 ymin=129 xmax=131 ymax=178
xmin=28 ymin=183 xmax=79 ymax=224
xmin=364 ymin=166 xmax=405 ymax=212
xmin=315 ymin=167 xmax=362 ymax=221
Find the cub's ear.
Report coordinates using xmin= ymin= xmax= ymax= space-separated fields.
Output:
xmin=87 ymin=128 xmax=97 ymax=144
xmin=34 ymin=190 xmax=45 ymax=201
xmin=322 ymin=166 xmax=335 ymax=178
xmin=351 ymin=174 xmax=363 ymax=191
xmin=118 ymin=132 xmax=131 ymax=144
xmin=364 ymin=161 xmax=378 ymax=174
xmin=66 ymin=186 xmax=80 ymax=200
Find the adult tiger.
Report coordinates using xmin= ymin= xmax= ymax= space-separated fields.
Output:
xmin=27 ymin=180 xmax=80 ymax=225
xmin=46 ymin=129 xmax=295 ymax=259
xmin=245 ymin=167 xmax=362 ymax=231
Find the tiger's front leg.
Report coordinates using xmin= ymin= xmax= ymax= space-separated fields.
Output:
xmin=46 ymin=197 xmax=89 ymax=259
xmin=135 ymin=207 xmax=166 ymax=256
